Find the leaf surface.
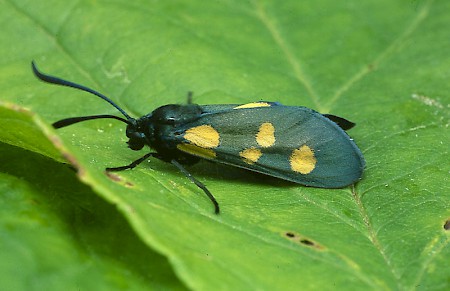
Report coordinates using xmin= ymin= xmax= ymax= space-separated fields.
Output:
xmin=1 ymin=0 xmax=449 ymax=289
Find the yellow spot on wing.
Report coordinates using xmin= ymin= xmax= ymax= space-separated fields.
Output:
xmin=177 ymin=144 xmax=216 ymax=159
xmin=256 ymin=122 xmax=275 ymax=147
xmin=290 ymin=145 xmax=316 ymax=174
xmin=239 ymin=148 xmax=262 ymax=164
xmin=234 ymin=102 xmax=271 ymax=109
xmin=184 ymin=125 xmax=220 ymax=148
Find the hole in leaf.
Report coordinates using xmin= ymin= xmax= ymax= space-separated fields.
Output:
xmin=444 ymin=219 xmax=450 ymax=230
xmin=300 ymin=239 xmax=314 ymax=246
xmin=283 ymin=231 xmax=324 ymax=250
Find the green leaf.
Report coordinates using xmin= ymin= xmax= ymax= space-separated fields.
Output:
xmin=0 ymin=102 xmax=62 ymax=160
xmin=0 ymin=142 xmax=185 ymax=290
xmin=1 ymin=0 xmax=449 ymax=290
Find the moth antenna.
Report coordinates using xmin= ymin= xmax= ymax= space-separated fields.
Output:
xmin=31 ymin=61 xmax=134 ymax=121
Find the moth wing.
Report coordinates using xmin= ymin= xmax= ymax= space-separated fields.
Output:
xmin=176 ymin=105 xmax=364 ymax=188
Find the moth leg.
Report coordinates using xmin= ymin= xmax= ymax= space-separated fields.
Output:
xmin=106 ymin=152 xmax=157 ymax=171
xmin=170 ymin=159 xmax=220 ymax=214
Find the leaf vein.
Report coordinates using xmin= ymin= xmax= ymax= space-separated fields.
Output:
xmin=326 ymin=0 xmax=435 ymax=110
xmin=251 ymin=0 xmax=321 ymax=109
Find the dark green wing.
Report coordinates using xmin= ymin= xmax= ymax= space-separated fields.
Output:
xmin=175 ymin=104 xmax=365 ymax=188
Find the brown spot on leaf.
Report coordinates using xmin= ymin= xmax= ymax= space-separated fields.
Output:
xmin=105 ymin=171 xmax=134 ymax=188
xmin=105 ymin=171 xmax=122 ymax=182
xmin=9 ymin=103 xmax=32 ymax=114
xmin=367 ymin=63 xmax=376 ymax=71
xmin=61 ymin=152 xmax=83 ymax=175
